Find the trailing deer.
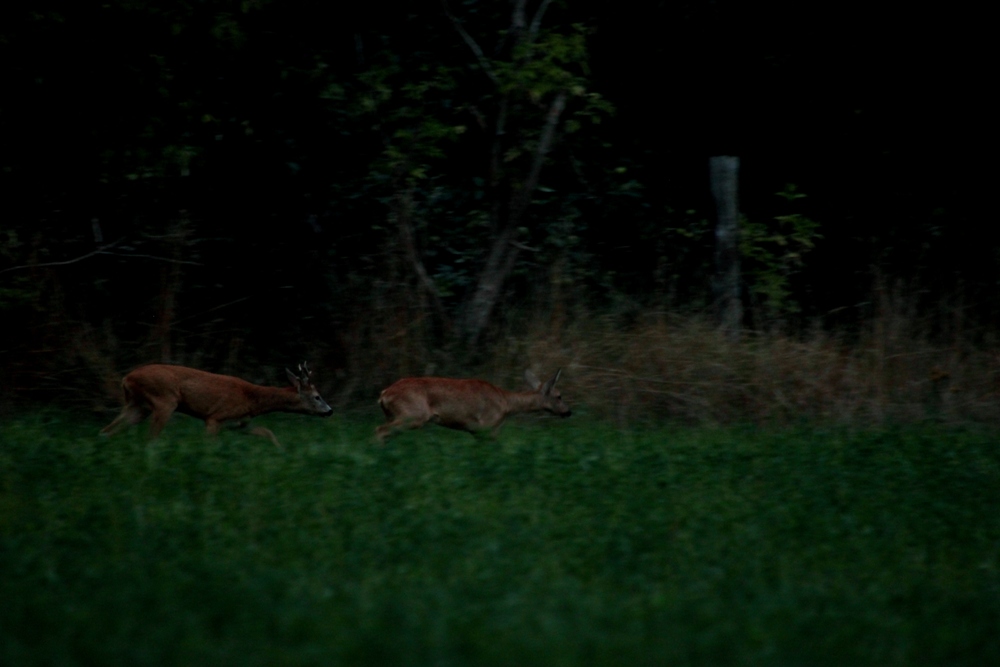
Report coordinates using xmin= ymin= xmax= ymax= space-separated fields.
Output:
xmin=376 ymin=369 xmax=570 ymax=443
xmin=100 ymin=362 xmax=333 ymax=448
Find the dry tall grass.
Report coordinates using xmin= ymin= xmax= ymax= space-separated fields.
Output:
xmin=496 ymin=298 xmax=1000 ymax=427
xmin=12 ymin=276 xmax=1000 ymax=428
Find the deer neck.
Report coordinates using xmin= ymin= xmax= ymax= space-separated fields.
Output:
xmin=246 ymin=384 xmax=300 ymax=416
xmin=503 ymin=390 xmax=546 ymax=415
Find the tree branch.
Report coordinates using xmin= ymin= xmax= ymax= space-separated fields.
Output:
xmin=509 ymin=89 xmax=567 ymax=223
xmin=511 ymin=0 xmax=528 ymax=37
xmin=100 ymin=252 xmax=202 ymax=266
xmin=0 ymin=239 xmax=204 ymax=276
xmin=527 ymin=0 xmax=553 ymax=44
xmin=0 ymin=239 xmax=124 ymax=275
xmin=459 ymin=89 xmax=569 ymax=347
xmin=441 ymin=0 xmax=498 ymax=84
xmin=393 ymin=174 xmax=451 ymax=333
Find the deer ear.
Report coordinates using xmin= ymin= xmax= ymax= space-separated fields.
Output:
xmin=524 ymin=369 xmax=541 ymax=391
xmin=541 ymin=369 xmax=562 ymax=395
xmin=286 ymin=368 xmax=301 ymax=389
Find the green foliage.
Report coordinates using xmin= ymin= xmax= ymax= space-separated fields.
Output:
xmin=309 ymin=5 xmax=616 ymax=331
xmin=741 ymin=184 xmax=822 ymax=317
xmin=500 ymin=25 xmax=586 ymax=97
xmin=354 ymin=54 xmax=464 ymax=181
xmin=1 ymin=0 xmax=994 ymax=385
xmin=3 ymin=413 xmax=998 ymax=665
xmin=0 ymin=230 xmax=37 ymax=311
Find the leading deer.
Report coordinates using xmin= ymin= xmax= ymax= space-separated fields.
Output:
xmin=100 ymin=362 xmax=333 ymax=448
xmin=375 ymin=369 xmax=570 ymax=443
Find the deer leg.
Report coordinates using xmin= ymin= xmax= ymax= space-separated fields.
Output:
xmin=230 ymin=420 xmax=283 ymax=449
xmin=207 ymin=420 xmax=222 ymax=435
xmin=247 ymin=426 xmax=283 ymax=450
xmin=99 ymin=404 xmax=146 ymax=436
xmin=374 ymin=423 xmax=393 ymax=444
xmin=375 ymin=416 xmax=426 ymax=444
xmin=146 ymin=400 xmax=177 ymax=439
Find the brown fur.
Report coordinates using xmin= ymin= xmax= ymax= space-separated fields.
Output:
xmin=100 ymin=363 xmax=332 ymax=448
xmin=375 ymin=370 xmax=570 ymax=443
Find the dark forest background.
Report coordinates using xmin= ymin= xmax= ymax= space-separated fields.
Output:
xmin=0 ymin=0 xmax=994 ymax=423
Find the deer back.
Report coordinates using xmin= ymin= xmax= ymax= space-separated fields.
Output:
xmin=124 ymin=363 xmax=331 ymax=420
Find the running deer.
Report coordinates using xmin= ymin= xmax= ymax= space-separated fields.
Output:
xmin=100 ymin=362 xmax=333 ymax=448
xmin=375 ymin=369 xmax=570 ymax=443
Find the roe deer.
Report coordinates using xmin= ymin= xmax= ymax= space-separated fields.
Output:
xmin=375 ymin=369 xmax=570 ymax=443
xmin=100 ymin=362 xmax=332 ymax=448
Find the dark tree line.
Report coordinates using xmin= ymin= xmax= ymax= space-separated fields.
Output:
xmin=0 ymin=0 xmax=992 ymax=405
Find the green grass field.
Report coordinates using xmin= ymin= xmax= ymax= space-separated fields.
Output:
xmin=2 ymin=411 xmax=999 ymax=666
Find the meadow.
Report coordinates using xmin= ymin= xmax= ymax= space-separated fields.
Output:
xmin=2 ymin=411 xmax=998 ymax=666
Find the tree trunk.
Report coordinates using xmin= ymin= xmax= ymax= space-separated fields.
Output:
xmin=392 ymin=169 xmax=450 ymax=336
xmin=710 ymin=156 xmax=742 ymax=340
xmin=457 ymin=90 xmax=567 ymax=348
xmin=147 ymin=213 xmax=191 ymax=362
